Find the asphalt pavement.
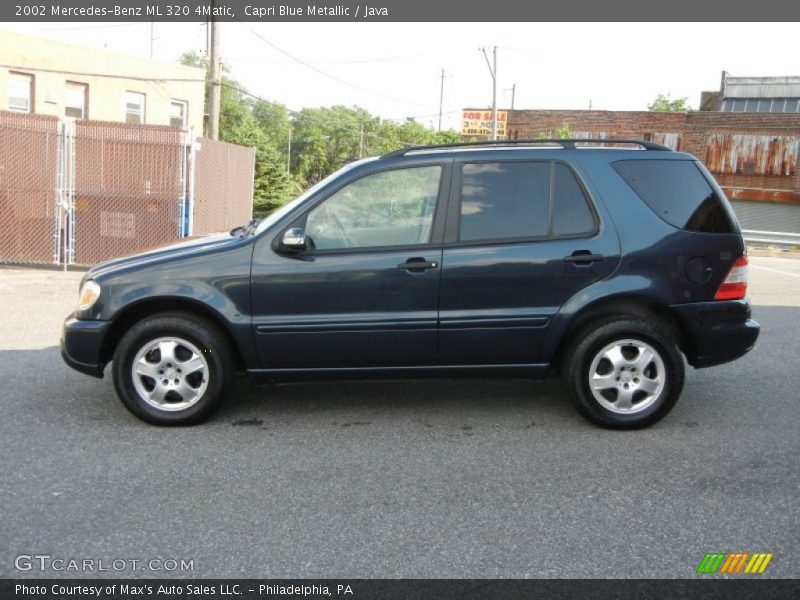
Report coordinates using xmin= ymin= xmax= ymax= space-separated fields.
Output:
xmin=0 ymin=256 xmax=798 ymax=578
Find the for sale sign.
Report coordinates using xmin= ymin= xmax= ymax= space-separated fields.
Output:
xmin=461 ymin=110 xmax=508 ymax=138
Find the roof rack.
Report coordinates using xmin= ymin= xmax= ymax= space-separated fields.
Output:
xmin=381 ymin=138 xmax=671 ymax=158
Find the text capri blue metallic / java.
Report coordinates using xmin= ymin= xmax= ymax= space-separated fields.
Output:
xmin=61 ymin=139 xmax=759 ymax=428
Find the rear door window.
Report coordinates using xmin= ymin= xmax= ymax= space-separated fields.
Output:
xmin=612 ymin=159 xmax=734 ymax=233
xmin=459 ymin=161 xmax=596 ymax=242
xmin=460 ymin=162 xmax=550 ymax=241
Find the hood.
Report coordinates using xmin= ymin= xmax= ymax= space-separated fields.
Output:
xmin=87 ymin=233 xmax=249 ymax=279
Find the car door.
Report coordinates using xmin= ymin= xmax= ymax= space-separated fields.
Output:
xmin=250 ymin=161 xmax=450 ymax=371
xmin=438 ymin=157 xmax=620 ymax=366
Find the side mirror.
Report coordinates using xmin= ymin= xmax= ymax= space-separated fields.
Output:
xmin=280 ymin=227 xmax=308 ymax=252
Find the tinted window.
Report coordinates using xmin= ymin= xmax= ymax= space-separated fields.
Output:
xmin=552 ymin=163 xmax=595 ymax=236
xmin=305 ymin=166 xmax=441 ymax=250
xmin=612 ymin=159 xmax=734 ymax=233
xmin=460 ymin=162 xmax=550 ymax=241
xmin=459 ymin=161 xmax=595 ymax=242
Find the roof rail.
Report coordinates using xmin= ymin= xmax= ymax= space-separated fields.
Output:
xmin=381 ymin=138 xmax=671 ymax=158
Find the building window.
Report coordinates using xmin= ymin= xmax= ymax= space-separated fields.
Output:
xmin=124 ymin=91 xmax=145 ymax=124
xmin=8 ymin=72 xmax=33 ymax=113
xmin=64 ymin=82 xmax=88 ymax=119
xmin=169 ymin=99 xmax=188 ymax=129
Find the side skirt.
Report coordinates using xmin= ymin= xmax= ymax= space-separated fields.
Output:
xmin=246 ymin=363 xmax=551 ymax=384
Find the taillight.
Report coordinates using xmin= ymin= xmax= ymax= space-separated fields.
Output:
xmin=715 ymin=256 xmax=748 ymax=300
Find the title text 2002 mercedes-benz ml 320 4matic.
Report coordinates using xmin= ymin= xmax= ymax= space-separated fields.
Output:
xmin=62 ymin=139 xmax=759 ymax=428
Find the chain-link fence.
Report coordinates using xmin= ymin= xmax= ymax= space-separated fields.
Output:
xmin=0 ymin=110 xmax=255 ymax=267
xmin=193 ymin=137 xmax=255 ymax=235
xmin=72 ymin=121 xmax=186 ymax=264
xmin=0 ymin=111 xmax=59 ymax=265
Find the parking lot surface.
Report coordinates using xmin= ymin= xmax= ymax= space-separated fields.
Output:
xmin=1 ymin=256 xmax=798 ymax=578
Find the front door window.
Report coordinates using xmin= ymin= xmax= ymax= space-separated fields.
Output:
xmin=305 ymin=166 xmax=441 ymax=250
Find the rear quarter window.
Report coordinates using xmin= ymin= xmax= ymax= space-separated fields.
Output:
xmin=612 ymin=159 xmax=734 ymax=233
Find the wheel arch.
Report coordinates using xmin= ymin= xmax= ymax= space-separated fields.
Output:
xmin=100 ymin=297 xmax=247 ymax=372
xmin=549 ymin=295 xmax=695 ymax=368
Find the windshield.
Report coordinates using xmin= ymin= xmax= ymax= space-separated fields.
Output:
xmin=254 ymin=158 xmax=378 ymax=236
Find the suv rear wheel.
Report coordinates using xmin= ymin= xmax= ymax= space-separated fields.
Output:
xmin=112 ymin=313 xmax=234 ymax=425
xmin=563 ymin=318 xmax=685 ymax=429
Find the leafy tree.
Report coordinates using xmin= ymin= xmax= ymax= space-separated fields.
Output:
xmin=224 ymin=112 xmax=296 ymax=216
xmin=179 ymin=51 xmax=294 ymax=215
xmin=252 ymin=100 xmax=292 ymax=153
xmin=536 ymin=121 xmax=573 ymax=139
xmin=648 ymin=94 xmax=692 ymax=112
xmin=179 ymin=52 xmax=462 ymax=216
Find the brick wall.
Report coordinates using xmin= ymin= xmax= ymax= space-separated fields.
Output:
xmin=503 ymin=109 xmax=800 ymax=196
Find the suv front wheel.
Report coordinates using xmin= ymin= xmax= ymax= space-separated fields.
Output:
xmin=112 ymin=313 xmax=234 ymax=425
xmin=564 ymin=318 xmax=685 ymax=429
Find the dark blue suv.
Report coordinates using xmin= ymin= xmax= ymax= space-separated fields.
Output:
xmin=61 ymin=139 xmax=759 ymax=428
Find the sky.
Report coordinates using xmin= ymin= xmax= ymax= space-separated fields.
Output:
xmin=2 ymin=22 xmax=798 ymax=130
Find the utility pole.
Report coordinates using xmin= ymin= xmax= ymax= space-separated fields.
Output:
xmin=438 ymin=68 xmax=446 ymax=131
xmin=208 ymin=10 xmax=221 ymax=140
xmin=480 ymin=46 xmax=498 ymax=140
xmin=149 ymin=23 xmax=155 ymax=58
xmin=505 ymin=83 xmax=516 ymax=110
xmin=358 ymin=123 xmax=365 ymax=159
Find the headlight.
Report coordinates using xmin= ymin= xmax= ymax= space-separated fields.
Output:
xmin=77 ymin=280 xmax=101 ymax=311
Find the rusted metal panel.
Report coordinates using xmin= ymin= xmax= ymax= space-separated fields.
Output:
xmin=722 ymin=187 xmax=800 ymax=205
xmin=706 ymin=134 xmax=799 ymax=176
xmin=650 ymin=132 xmax=682 ymax=150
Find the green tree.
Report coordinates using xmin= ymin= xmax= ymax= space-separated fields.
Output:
xmin=290 ymin=107 xmax=460 ymax=187
xmin=252 ymin=100 xmax=292 ymax=150
xmin=179 ymin=51 xmax=295 ymax=216
xmin=179 ymin=52 xmax=462 ymax=216
xmin=536 ymin=121 xmax=573 ymax=139
xmin=225 ymin=112 xmax=296 ymax=216
xmin=648 ymin=94 xmax=692 ymax=112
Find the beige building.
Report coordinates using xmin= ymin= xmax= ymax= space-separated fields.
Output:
xmin=0 ymin=29 xmax=205 ymax=133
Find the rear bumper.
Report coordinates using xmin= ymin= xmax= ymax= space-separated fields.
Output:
xmin=669 ymin=299 xmax=759 ymax=368
xmin=60 ymin=316 xmax=110 ymax=378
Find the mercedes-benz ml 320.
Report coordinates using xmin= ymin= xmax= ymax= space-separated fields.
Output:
xmin=62 ymin=139 xmax=759 ymax=428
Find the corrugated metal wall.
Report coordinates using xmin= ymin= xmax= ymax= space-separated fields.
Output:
xmin=706 ymin=134 xmax=799 ymax=176
xmin=732 ymin=200 xmax=800 ymax=234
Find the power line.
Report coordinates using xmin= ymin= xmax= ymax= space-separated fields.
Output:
xmin=221 ymin=81 xmax=457 ymax=125
xmin=224 ymin=54 xmax=426 ymax=65
xmin=244 ymin=27 xmax=434 ymax=108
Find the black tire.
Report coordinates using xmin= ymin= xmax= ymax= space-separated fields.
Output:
xmin=563 ymin=318 xmax=685 ymax=429
xmin=112 ymin=312 xmax=234 ymax=425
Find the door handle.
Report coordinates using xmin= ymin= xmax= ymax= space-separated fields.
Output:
xmin=564 ymin=252 xmax=604 ymax=265
xmin=397 ymin=258 xmax=439 ymax=271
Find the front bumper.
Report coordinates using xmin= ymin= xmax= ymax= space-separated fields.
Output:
xmin=60 ymin=316 xmax=111 ymax=378
xmin=669 ymin=299 xmax=760 ymax=368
